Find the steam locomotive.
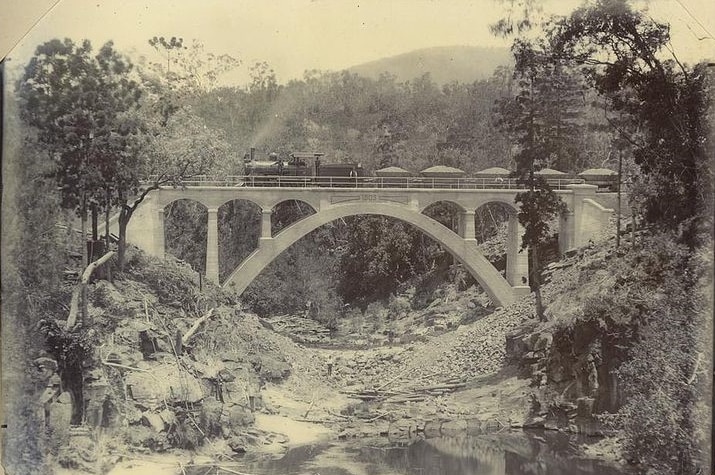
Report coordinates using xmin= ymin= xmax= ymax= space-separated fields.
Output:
xmin=243 ymin=149 xmax=364 ymax=186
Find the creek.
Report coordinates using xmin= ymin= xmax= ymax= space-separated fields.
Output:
xmin=187 ymin=430 xmax=633 ymax=475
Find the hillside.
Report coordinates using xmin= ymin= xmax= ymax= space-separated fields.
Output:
xmin=347 ymin=45 xmax=512 ymax=84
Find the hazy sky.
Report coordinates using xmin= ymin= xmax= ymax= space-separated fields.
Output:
xmin=3 ymin=0 xmax=714 ymax=86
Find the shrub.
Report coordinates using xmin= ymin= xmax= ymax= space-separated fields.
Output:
xmin=603 ymin=235 xmax=707 ymax=473
xmin=123 ymin=249 xmax=232 ymax=314
xmin=387 ymin=295 xmax=411 ymax=320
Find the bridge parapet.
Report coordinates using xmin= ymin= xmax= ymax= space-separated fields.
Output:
xmin=145 ymin=175 xmax=585 ymax=190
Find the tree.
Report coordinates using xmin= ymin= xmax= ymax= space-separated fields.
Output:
xmin=494 ymin=43 xmax=578 ymax=320
xmin=116 ymin=37 xmax=239 ymax=271
xmin=515 ymin=186 xmax=566 ymax=320
xmin=116 ymin=106 xmax=234 ymax=269
xmin=2 ymin=88 xmax=71 ymax=474
xmin=539 ymin=0 xmax=712 ymax=245
xmin=492 ymin=2 xmax=713 ymax=472
xmin=490 ymin=0 xmax=544 ymax=37
xmin=17 ymin=38 xmax=144 ymax=323
xmin=17 ymin=39 xmax=142 ymax=248
xmin=338 ymin=216 xmax=435 ymax=307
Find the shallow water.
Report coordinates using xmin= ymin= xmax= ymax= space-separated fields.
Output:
xmin=190 ymin=430 xmax=633 ymax=475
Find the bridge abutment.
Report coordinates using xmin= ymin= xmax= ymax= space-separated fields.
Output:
xmin=559 ymin=184 xmax=612 ymax=254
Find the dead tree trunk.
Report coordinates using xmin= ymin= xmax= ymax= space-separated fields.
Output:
xmin=66 ymin=251 xmax=116 ymax=330
xmin=118 ymin=208 xmax=132 ymax=271
xmin=531 ymin=247 xmax=546 ymax=321
xmin=105 ymin=189 xmax=112 ymax=282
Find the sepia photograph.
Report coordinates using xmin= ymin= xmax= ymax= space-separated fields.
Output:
xmin=1 ymin=1 xmax=713 ymax=474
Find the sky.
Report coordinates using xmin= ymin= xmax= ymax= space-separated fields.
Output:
xmin=2 ymin=0 xmax=714 ymax=86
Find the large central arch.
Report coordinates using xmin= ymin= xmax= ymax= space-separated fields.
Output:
xmin=223 ymin=202 xmax=527 ymax=307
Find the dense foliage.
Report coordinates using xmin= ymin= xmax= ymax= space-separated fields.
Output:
xmin=5 ymin=7 xmax=711 ymax=471
xmin=2 ymin=90 xmax=73 ymax=474
xmin=498 ymin=1 xmax=713 ymax=472
xmin=528 ymin=0 xmax=712 ymax=244
xmin=555 ymin=234 xmax=712 ymax=474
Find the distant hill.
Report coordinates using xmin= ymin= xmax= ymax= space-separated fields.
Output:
xmin=347 ymin=45 xmax=512 ymax=85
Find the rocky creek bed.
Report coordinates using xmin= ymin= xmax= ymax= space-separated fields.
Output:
xmin=42 ymin=247 xmax=630 ymax=474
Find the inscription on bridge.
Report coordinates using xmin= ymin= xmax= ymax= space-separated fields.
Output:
xmin=330 ymin=194 xmax=409 ymax=205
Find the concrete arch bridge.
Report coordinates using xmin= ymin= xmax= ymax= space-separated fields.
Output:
xmin=123 ymin=183 xmax=613 ymax=307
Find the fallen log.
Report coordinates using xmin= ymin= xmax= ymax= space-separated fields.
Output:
xmin=327 ymin=409 xmax=352 ymax=420
xmin=101 ymin=360 xmax=150 ymax=373
xmin=375 ymin=365 xmax=417 ymax=391
xmin=388 ymin=397 xmax=425 ymax=404
xmin=181 ymin=308 xmax=214 ymax=346
xmin=303 ymin=397 xmax=316 ymax=419
xmin=414 ymin=382 xmax=466 ymax=392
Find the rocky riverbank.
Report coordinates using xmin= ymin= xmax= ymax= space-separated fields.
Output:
xmin=41 ymin=244 xmax=636 ymax=474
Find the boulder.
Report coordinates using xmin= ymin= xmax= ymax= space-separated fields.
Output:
xmin=534 ymin=332 xmax=553 ymax=351
xmin=222 ymin=381 xmax=249 ymax=406
xmin=576 ymin=397 xmax=595 ymax=418
xmin=441 ymin=419 xmax=468 ymax=436
xmin=126 ymin=363 xmax=204 ymax=408
xmin=218 ymin=369 xmax=236 ymax=382
xmin=424 ymin=420 xmax=443 ymax=438
xmin=227 ymin=435 xmax=248 ymax=453
xmin=105 ymin=347 xmax=143 ymax=367
xmin=254 ymin=355 xmax=291 ymax=381
xmin=228 ymin=406 xmax=255 ymax=429
xmin=142 ymin=411 xmax=166 ymax=432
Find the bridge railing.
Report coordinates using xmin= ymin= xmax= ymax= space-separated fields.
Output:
xmin=145 ymin=175 xmax=585 ymax=190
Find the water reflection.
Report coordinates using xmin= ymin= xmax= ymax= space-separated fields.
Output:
xmin=199 ymin=431 xmax=632 ymax=475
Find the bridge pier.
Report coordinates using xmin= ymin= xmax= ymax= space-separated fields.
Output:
xmin=154 ymin=208 xmax=165 ymax=258
xmin=259 ymin=208 xmax=273 ymax=248
xmin=458 ymin=210 xmax=476 ymax=240
xmin=506 ymin=214 xmax=529 ymax=286
xmin=261 ymin=209 xmax=273 ymax=239
xmin=206 ymin=208 xmax=219 ymax=284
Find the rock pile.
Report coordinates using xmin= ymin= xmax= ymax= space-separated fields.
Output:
xmin=265 ymin=314 xmax=332 ymax=344
xmin=334 ymin=297 xmax=535 ymax=394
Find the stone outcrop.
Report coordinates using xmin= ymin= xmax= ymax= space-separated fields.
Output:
xmin=505 ymin=320 xmax=622 ymax=434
